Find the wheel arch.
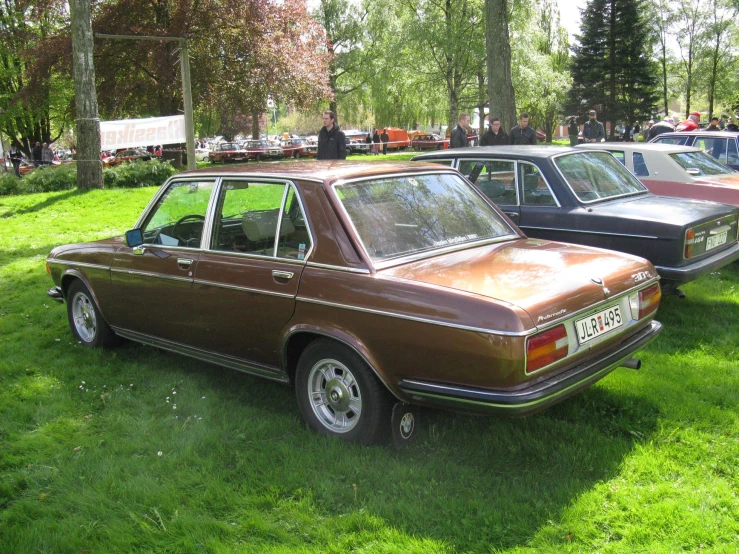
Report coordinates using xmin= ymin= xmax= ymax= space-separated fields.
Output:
xmin=281 ymin=327 xmax=402 ymax=401
xmin=59 ymin=271 xmax=110 ymax=320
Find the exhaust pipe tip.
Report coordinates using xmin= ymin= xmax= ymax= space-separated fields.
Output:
xmin=621 ymin=357 xmax=641 ymax=370
xmin=675 ymin=288 xmax=686 ymax=299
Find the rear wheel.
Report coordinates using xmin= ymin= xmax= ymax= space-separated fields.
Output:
xmin=295 ymin=340 xmax=393 ymax=444
xmin=66 ymin=280 xmax=118 ymax=348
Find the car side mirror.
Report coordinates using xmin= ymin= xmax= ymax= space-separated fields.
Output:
xmin=125 ymin=228 xmax=144 ymax=247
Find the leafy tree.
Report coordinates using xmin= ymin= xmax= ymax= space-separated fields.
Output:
xmin=512 ymin=0 xmax=570 ymax=141
xmin=486 ymin=0 xmax=517 ymax=133
xmin=697 ymin=0 xmax=738 ymax=119
xmin=673 ymin=0 xmax=710 ymax=118
xmin=569 ymin=0 xmax=659 ymax=136
xmin=0 ymin=0 xmax=73 ymax=154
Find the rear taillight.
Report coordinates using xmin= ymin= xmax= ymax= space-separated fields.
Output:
xmin=684 ymin=228 xmax=695 ymax=258
xmin=638 ymin=283 xmax=661 ymax=319
xmin=526 ymin=324 xmax=569 ymax=373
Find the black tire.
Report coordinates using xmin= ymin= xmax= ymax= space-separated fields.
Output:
xmin=294 ymin=150 xmax=301 ymax=159
xmin=66 ymin=280 xmax=118 ymax=348
xmin=295 ymin=339 xmax=393 ymax=445
xmin=203 ymin=156 xmax=209 ymax=163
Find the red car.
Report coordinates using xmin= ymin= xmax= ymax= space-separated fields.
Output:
xmin=411 ymin=134 xmax=448 ymax=150
xmin=105 ymin=149 xmax=152 ymax=167
xmin=280 ymin=138 xmax=317 ymax=158
xmin=209 ymin=142 xmax=249 ymax=163
xmin=242 ymin=140 xmax=284 ymax=161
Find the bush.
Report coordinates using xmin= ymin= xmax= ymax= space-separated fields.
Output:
xmin=1 ymin=158 xmax=178 ymax=196
xmin=21 ymin=163 xmax=78 ymax=193
xmin=0 ymin=171 xmax=22 ymax=195
xmin=103 ymin=158 xmax=177 ymax=188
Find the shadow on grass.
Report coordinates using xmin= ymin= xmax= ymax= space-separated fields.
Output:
xmin=0 ymin=188 xmax=88 ymax=219
xmin=107 ymin=341 xmax=660 ymax=552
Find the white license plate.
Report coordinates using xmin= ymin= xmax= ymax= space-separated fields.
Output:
xmin=706 ymin=231 xmax=728 ymax=251
xmin=575 ymin=305 xmax=623 ymax=345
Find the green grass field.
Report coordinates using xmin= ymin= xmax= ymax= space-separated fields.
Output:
xmin=1 ymin=168 xmax=738 ymax=552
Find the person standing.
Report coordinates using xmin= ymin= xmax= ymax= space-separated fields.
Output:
xmin=9 ymin=146 xmax=23 ymax=177
xmin=510 ymin=112 xmax=538 ymax=145
xmin=706 ymin=117 xmax=721 ymax=131
xmin=316 ymin=111 xmax=347 ymax=160
xmin=41 ymin=143 xmax=54 ymax=165
xmin=568 ymin=117 xmax=579 ymax=146
xmin=450 ymin=113 xmax=470 ymax=148
xmin=372 ymin=129 xmax=380 ymax=155
xmin=648 ymin=116 xmax=675 ymax=139
xmin=479 ymin=117 xmax=509 ymax=145
xmin=676 ymin=112 xmax=701 ymax=132
xmin=582 ymin=110 xmax=606 ymax=143
xmin=32 ymin=141 xmax=42 ymax=167
xmin=725 ymin=118 xmax=739 ymax=132
xmin=380 ymin=128 xmax=389 ymax=155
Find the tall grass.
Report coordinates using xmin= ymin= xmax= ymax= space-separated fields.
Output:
xmin=0 ymin=185 xmax=737 ymax=553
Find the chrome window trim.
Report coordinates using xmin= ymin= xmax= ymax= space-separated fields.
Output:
xmin=551 ymin=150 xmax=650 ymax=205
xmin=455 ymin=157 xmax=522 ymax=206
xmin=329 ymin=169 xmax=520 ymax=271
xmin=193 ymin=279 xmax=296 ymax=299
xmin=295 ymin=296 xmax=530 ymax=337
xmin=46 ymin=260 xmax=109 ymax=271
xmin=202 ymin=249 xmax=308 ymax=265
xmin=110 ymin=267 xmax=192 ymax=283
xmin=306 ymin=261 xmax=370 ymax=274
xmin=517 ymin=225 xmax=660 ymax=240
xmin=517 ymin=159 xmax=561 ymax=208
xmin=206 ymin=177 xmax=316 ymax=262
xmin=273 ymin=185 xmax=291 ymax=257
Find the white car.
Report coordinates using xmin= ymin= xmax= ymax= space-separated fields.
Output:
xmin=194 ymin=148 xmax=211 ymax=162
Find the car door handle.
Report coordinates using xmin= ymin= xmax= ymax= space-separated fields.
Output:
xmin=272 ymin=270 xmax=294 ymax=280
xmin=177 ymin=258 xmax=194 ymax=268
xmin=506 ymin=212 xmax=519 ymax=218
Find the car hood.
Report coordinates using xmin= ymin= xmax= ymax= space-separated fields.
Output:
xmin=587 ymin=193 xmax=736 ymax=226
xmin=694 ymin=173 xmax=739 ymax=188
xmin=382 ymin=239 xmax=655 ymax=327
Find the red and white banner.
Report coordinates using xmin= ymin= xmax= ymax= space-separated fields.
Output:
xmin=100 ymin=115 xmax=186 ymax=150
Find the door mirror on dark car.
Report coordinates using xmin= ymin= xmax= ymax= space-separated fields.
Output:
xmin=125 ymin=229 xmax=144 ymax=247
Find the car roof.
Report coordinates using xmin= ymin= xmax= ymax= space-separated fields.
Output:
xmin=578 ymin=143 xmax=701 ymax=154
xmin=656 ymin=131 xmax=739 ymax=137
xmin=178 ymin=160 xmax=453 ymax=184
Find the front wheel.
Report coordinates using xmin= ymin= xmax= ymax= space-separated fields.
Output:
xmin=295 ymin=340 xmax=393 ymax=444
xmin=66 ymin=280 xmax=118 ymax=348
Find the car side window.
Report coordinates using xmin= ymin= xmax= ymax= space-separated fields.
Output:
xmin=277 ymin=187 xmax=312 ymax=260
xmin=141 ymin=180 xmax=216 ymax=248
xmin=611 ymin=151 xmax=626 ymax=165
xmin=695 ymin=137 xmax=728 ymax=163
xmin=654 ymin=136 xmax=689 ymax=146
xmin=632 ymin=152 xmax=649 ymax=176
xmin=727 ymin=138 xmax=739 ymax=166
xmin=458 ymin=159 xmax=517 ymax=205
xmin=519 ymin=162 xmax=557 ymax=206
xmin=211 ymin=181 xmax=288 ymax=256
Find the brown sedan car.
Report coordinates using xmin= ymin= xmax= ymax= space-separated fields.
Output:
xmin=46 ymin=162 xmax=663 ymax=445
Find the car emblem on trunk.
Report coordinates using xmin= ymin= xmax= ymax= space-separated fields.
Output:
xmin=590 ymin=277 xmax=610 ymax=298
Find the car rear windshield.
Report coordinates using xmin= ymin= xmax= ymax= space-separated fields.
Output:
xmin=669 ymin=151 xmax=734 ymax=176
xmin=555 ymin=151 xmax=648 ymax=203
xmin=333 ymin=173 xmax=516 ymax=265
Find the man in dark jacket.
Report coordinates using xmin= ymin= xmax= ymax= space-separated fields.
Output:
xmin=510 ymin=113 xmax=538 ymax=145
xmin=582 ymin=110 xmax=606 ymax=142
xmin=648 ymin=116 xmax=675 ymax=139
xmin=567 ymin=117 xmax=579 ymax=146
xmin=316 ymin=111 xmax=346 ymax=160
xmin=380 ymin=129 xmax=389 ymax=154
xmin=32 ymin=141 xmax=42 ymax=167
xmin=372 ymin=129 xmax=380 ymax=155
xmin=450 ymin=113 xmax=470 ymax=148
xmin=479 ymin=117 xmax=508 ymax=146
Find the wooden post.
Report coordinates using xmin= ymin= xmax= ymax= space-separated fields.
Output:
xmin=69 ymin=0 xmax=103 ymax=189
xmin=180 ymin=40 xmax=196 ymax=170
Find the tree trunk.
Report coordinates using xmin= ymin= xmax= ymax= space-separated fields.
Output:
xmin=252 ymin=107 xmax=261 ymax=139
xmin=477 ymin=71 xmax=486 ymax=135
xmin=69 ymin=0 xmax=102 ymax=189
xmin=485 ymin=0 xmax=516 ymax=134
